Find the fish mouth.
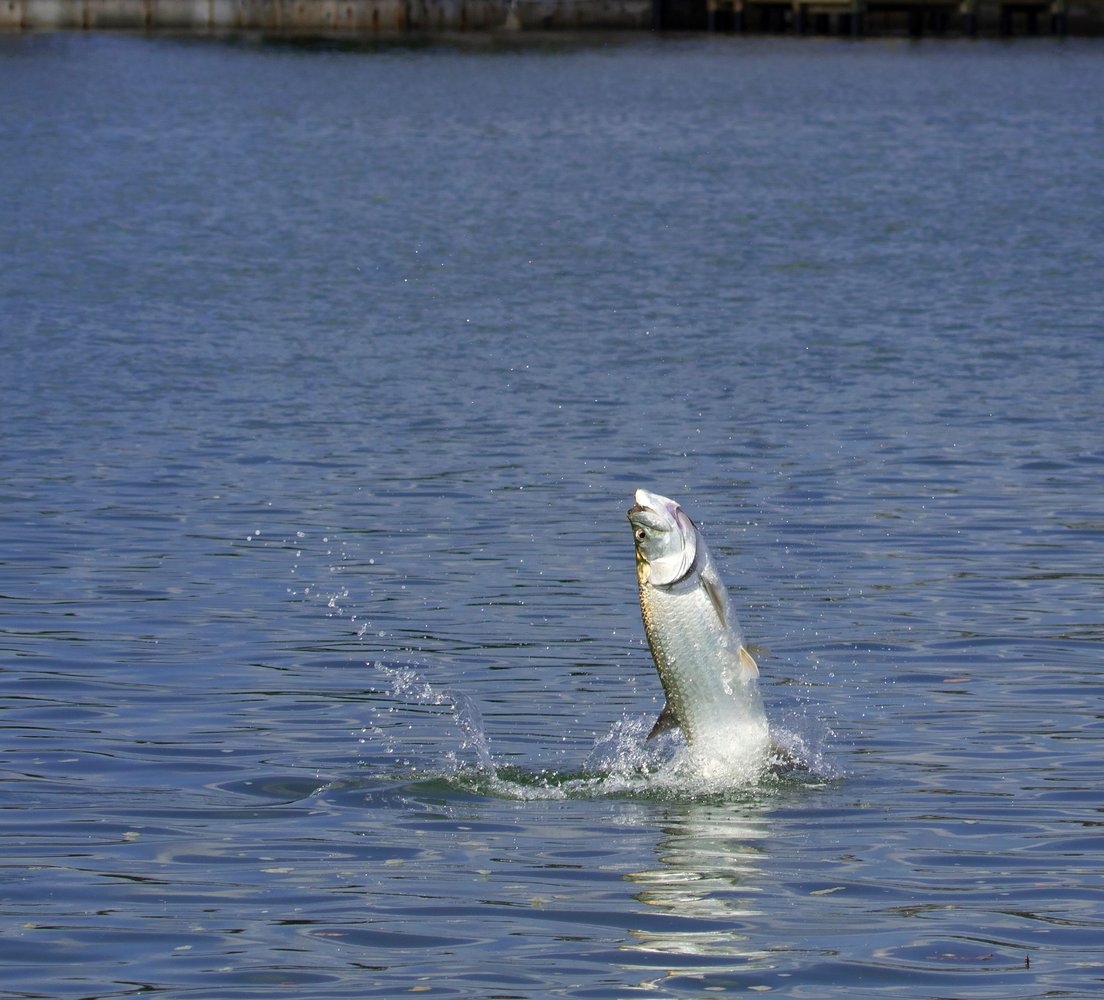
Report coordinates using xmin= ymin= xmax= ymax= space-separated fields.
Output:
xmin=628 ymin=489 xmax=667 ymax=523
xmin=627 ymin=501 xmax=667 ymax=532
xmin=629 ymin=490 xmax=682 ymax=531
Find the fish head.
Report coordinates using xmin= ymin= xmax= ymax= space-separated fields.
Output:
xmin=627 ymin=489 xmax=699 ymax=586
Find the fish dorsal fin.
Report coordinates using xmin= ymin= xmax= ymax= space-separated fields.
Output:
xmin=701 ymin=575 xmax=727 ymax=630
xmin=738 ymin=646 xmax=760 ymax=679
xmin=646 ymin=702 xmax=681 ymax=740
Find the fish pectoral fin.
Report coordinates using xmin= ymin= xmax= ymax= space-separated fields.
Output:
xmin=738 ymin=646 xmax=760 ymax=679
xmin=701 ymin=575 xmax=727 ymax=630
xmin=646 ymin=702 xmax=681 ymax=740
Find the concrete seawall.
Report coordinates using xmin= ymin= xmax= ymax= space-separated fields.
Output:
xmin=1 ymin=0 xmax=1101 ymax=34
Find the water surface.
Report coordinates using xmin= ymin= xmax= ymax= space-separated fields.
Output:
xmin=1 ymin=32 xmax=1102 ymax=999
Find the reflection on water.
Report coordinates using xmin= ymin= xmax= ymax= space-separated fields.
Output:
xmin=625 ymin=802 xmax=772 ymax=963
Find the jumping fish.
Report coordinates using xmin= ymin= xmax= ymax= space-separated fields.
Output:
xmin=627 ymin=489 xmax=772 ymax=762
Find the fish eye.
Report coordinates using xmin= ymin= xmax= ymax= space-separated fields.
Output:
xmin=634 ymin=528 xmax=646 ymax=542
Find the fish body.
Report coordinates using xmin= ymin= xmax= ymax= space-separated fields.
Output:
xmin=628 ymin=489 xmax=770 ymax=758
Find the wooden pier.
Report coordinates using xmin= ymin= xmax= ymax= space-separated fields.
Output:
xmin=0 ymin=0 xmax=1097 ymax=34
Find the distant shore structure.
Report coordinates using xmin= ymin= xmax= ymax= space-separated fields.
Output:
xmin=2 ymin=0 xmax=1101 ymax=37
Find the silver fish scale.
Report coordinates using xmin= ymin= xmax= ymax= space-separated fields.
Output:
xmin=639 ymin=570 xmax=767 ymax=746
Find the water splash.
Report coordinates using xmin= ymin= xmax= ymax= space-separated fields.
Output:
xmin=283 ymin=535 xmax=832 ymax=800
xmin=369 ymin=662 xmax=496 ymax=772
xmin=362 ymin=662 xmax=829 ymax=802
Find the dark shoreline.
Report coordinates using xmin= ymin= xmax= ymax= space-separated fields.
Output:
xmin=2 ymin=0 xmax=1102 ymax=37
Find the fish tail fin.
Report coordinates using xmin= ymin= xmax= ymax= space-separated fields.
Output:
xmin=738 ymin=646 xmax=760 ymax=679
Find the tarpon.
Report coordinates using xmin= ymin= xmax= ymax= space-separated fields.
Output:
xmin=628 ymin=489 xmax=771 ymax=761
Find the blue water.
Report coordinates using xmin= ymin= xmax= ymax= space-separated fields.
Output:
xmin=1 ymin=31 xmax=1103 ymax=999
